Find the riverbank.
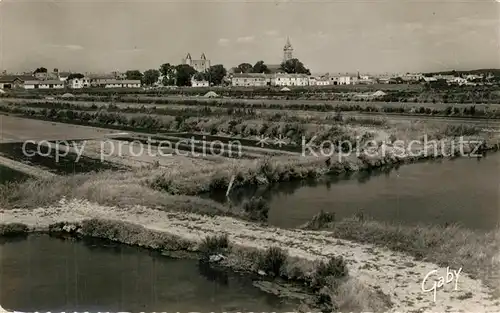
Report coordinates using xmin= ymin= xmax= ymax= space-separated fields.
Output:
xmin=1 ymin=198 xmax=499 ymax=312
xmin=1 ymin=136 xmax=498 ymax=211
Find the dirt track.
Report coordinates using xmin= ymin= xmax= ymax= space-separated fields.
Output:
xmin=1 ymin=199 xmax=499 ymax=312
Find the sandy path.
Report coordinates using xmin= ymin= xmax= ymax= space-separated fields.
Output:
xmin=1 ymin=199 xmax=498 ymax=312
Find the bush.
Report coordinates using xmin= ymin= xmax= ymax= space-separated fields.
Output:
xmin=0 ymin=223 xmax=29 ymax=236
xmin=242 ymin=196 xmax=270 ymax=222
xmin=199 ymin=234 xmax=229 ymax=260
xmin=258 ymin=246 xmax=288 ymax=277
xmin=302 ymin=210 xmax=335 ymax=230
xmin=312 ymin=256 xmax=349 ymax=289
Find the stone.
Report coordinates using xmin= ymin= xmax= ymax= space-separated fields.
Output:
xmin=209 ymin=254 xmax=225 ymax=263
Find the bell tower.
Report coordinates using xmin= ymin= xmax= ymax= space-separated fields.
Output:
xmin=283 ymin=36 xmax=293 ymax=62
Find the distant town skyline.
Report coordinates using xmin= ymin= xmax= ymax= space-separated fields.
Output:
xmin=0 ymin=0 xmax=498 ymax=74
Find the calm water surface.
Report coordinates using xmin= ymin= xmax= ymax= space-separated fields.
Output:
xmin=0 ymin=235 xmax=297 ymax=312
xmin=217 ymin=154 xmax=500 ymax=230
xmin=0 ymin=164 xmax=29 ymax=184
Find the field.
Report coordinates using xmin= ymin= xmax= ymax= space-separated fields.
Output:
xmin=1 ymin=92 xmax=500 ymax=312
xmin=0 ymin=114 xmax=120 ymax=143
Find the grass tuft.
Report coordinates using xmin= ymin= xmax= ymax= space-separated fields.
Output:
xmin=199 ymin=234 xmax=230 ymax=260
xmin=302 ymin=210 xmax=335 ymax=230
xmin=312 ymin=256 xmax=349 ymax=290
xmin=242 ymin=196 xmax=270 ymax=222
xmin=258 ymin=246 xmax=288 ymax=277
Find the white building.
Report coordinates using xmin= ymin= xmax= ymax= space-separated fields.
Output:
xmin=330 ymin=76 xmax=352 ymax=85
xmin=423 ymin=77 xmax=438 ymax=82
xmin=191 ymin=78 xmax=209 ymax=87
xmin=69 ymin=77 xmax=91 ymax=89
xmin=24 ymin=80 xmax=65 ymax=89
xmin=449 ymin=77 xmax=467 ymax=86
xmin=231 ymin=73 xmax=272 ymax=87
xmin=273 ymin=73 xmax=309 ymax=87
xmin=104 ymin=79 xmax=141 ymax=88
xmin=309 ymin=75 xmax=330 ymax=86
xmin=91 ymin=79 xmax=141 ymax=88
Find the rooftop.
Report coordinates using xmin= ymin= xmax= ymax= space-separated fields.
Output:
xmin=25 ymin=80 xmax=65 ymax=85
xmin=0 ymin=75 xmax=36 ymax=83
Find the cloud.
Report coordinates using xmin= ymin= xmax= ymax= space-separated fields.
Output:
xmin=218 ymin=38 xmax=230 ymax=46
xmin=236 ymin=36 xmax=255 ymax=43
xmin=265 ymin=30 xmax=279 ymax=37
xmin=48 ymin=44 xmax=84 ymax=50
xmin=114 ymin=48 xmax=144 ymax=53
xmin=313 ymin=31 xmax=328 ymax=38
xmin=403 ymin=22 xmax=424 ymax=32
xmin=454 ymin=17 xmax=498 ymax=27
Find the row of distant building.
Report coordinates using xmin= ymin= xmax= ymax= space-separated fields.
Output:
xmin=0 ymin=70 xmax=489 ymax=91
xmin=227 ymin=72 xmax=490 ymax=87
xmin=0 ymin=70 xmax=141 ymax=90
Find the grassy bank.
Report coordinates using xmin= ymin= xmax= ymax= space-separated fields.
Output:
xmin=0 ymin=218 xmax=386 ymax=312
xmin=302 ymin=212 xmax=500 ymax=293
xmin=3 ymin=137 xmax=496 ymax=214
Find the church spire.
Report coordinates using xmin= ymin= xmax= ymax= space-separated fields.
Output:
xmin=283 ymin=36 xmax=293 ymax=62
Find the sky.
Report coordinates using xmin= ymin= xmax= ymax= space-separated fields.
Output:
xmin=0 ymin=0 xmax=499 ymax=74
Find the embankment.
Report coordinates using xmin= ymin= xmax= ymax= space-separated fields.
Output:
xmin=1 ymin=198 xmax=499 ymax=312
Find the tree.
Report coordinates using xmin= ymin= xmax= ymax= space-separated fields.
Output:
xmin=142 ymin=69 xmax=160 ymax=86
xmin=34 ymin=67 xmax=48 ymax=74
xmin=125 ymin=70 xmax=143 ymax=81
xmin=252 ymin=61 xmax=270 ymax=74
xmin=159 ymin=63 xmax=176 ymax=86
xmin=67 ymin=73 xmax=84 ymax=80
xmin=193 ymin=72 xmax=207 ymax=81
xmin=206 ymin=64 xmax=227 ymax=86
xmin=175 ymin=64 xmax=196 ymax=87
xmin=280 ymin=58 xmax=310 ymax=75
xmin=236 ymin=63 xmax=253 ymax=74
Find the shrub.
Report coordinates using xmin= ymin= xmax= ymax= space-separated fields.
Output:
xmin=0 ymin=223 xmax=29 ymax=236
xmin=199 ymin=234 xmax=230 ymax=260
xmin=302 ymin=210 xmax=335 ymax=230
xmin=258 ymin=246 xmax=288 ymax=277
xmin=312 ymin=256 xmax=349 ymax=289
xmin=242 ymin=196 xmax=270 ymax=222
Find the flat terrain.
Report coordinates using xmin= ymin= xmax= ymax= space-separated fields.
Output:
xmin=6 ymin=95 xmax=500 ymax=109
xmin=4 ymin=98 xmax=500 ymax=131
xmin=0 ymin=114 xmax=121 ymax=143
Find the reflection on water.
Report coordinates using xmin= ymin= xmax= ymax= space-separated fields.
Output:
xmin=0 ymin=235 xmax=297 ymax=312
xmin=0 ymin=165 xmax=30 ymax=185
xmin=0 ymin=142 xmax=123 ymax=175
xmin=211 ymin=155 xmax=500 ymax=230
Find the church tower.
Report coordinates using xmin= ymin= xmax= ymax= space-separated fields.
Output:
xmin=283 ymin=37 xmax=293 ymax=62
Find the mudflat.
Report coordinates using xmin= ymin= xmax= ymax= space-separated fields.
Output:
xmin=0 ymin=114 xmax=119 ymax=143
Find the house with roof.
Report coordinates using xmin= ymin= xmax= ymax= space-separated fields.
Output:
xmin=24 ymin=80 xmax=65 ymax=89
xmin=0 ymin=75 xmax=36 ymax=89
xmin=68 ymin=77 xmax=91 ymax=89
xmin=57 ymin=72 xmax=72 ymax=82
xmin=273 ymin=73 xmax=309 ymax=87
xmin=231 ymin=73 xmax=273 ymax=87
xmin=90 ymin=79 xmax=141 ymax=88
